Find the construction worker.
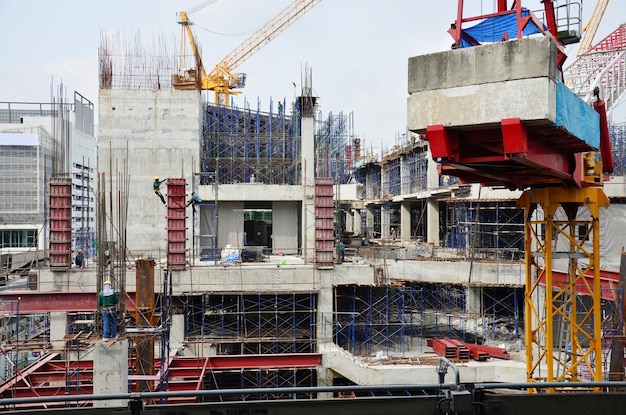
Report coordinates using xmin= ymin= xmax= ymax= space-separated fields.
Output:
xmin=98 ymin=280 xmax=119 ymax=340
xmin=336 ymin=239 xmax=345 ymax=264
xmin=75 ymin=250 xmax=84 ymax=269
xmin=186 ymin=191 xmax=202 ymax=212
xmin=153 ymin=176 xmax=166 ymax=205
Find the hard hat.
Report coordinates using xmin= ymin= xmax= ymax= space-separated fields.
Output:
xmin=155 ymin=176 xmax=159 ymax=180
xmin=104 ymin=280 xmax=112 ymax=285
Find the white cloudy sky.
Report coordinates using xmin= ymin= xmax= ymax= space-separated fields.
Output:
xmin=1 ymin=0 xmax=625 ymax=150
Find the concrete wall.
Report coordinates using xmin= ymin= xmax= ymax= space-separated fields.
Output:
xmin=98 ymin=89 xmax=202 ymax=256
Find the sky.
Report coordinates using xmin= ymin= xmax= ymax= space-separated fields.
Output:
xmin=1 ymin=0 xmax=625 ymax=151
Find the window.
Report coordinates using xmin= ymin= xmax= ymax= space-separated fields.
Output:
xmin=0 ymin=229 xmax=38 ymax=248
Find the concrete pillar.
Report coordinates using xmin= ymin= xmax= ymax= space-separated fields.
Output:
xmin=427 ymin=198 xmax=439 ymax=246
xmin=316 ymin=271 xmax=334 ymax=344
xmin=427 ymin=146 xmax=439 ymax=189
xmin=353 ymin=209 xmax=362 ymax=235
xmin=365 ymin=207 xmax=374 ymax=238
xmin=400 ymin=201 xmax=411 ymax=242
xmin=171 ymin=314 xmax=185 ymax=348
xmin=382 ymin=204 xmax=391 ymax=239
xmin=93 ymin=339 xmax=129 ymax=408
xmin=466 ymin=286 xmax=481 ymax=316
xmin=301 ymin=115 xmax=316 ymax=261
xmin=49 ymin=311 xmax=68 ymax=350
xmin=426 ymin=145 xmax=441 ymax=245
xmin=316 ymin=270 xmax=334 ymax=398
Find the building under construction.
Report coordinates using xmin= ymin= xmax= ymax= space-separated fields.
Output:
xmin=3 ymin=3 xmax=626 ymax=412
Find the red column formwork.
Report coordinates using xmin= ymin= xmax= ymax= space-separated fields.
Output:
xmin=314 ymin=178 xmax=335 ymax=268
xmin=49 ymin=176 xmax=72 ymax=269
xmin=166 ymin=178 xmax=187 ymax=270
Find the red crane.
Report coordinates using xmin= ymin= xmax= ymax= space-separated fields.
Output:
xmin=423 ymin=0 xmax=613 ymax=388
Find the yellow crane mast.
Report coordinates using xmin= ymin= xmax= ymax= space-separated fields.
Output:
xmin=173 ymin=0 xmax=321 ymax=106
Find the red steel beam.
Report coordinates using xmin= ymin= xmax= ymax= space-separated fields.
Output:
xmin=542 ymin=269 xmax=620 ymax=301
xmin=171 ymin=354 xmax=321 ymax=371
xmin=0 ymin=291 xmax=137 ymax=312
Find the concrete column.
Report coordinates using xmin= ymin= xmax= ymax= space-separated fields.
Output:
xmin=316 ymin=270 xmax=334 ymax=398
xmin=382 ymin=204 xmax=391 ymax=239
xmin=171 ymin=314 xmax=185 ymax=348
xmin=427 ymin=198 xmax=440 ymax=246
xmin=301 ymin=116 xmax=315 ymax=187
xmin=400 ymin=201 xmax=411 ymax=242
xmin=427 ymin=147 xmax=439 ymax=189
xmin=365 ymin=207 xmax=374 ymax=238
xmin=316 ymin=271 xmax=334 ymax=344
xmin=353 ymin=209 xmax=362 ymax=235
xmin=301 ymin=115 xmax=316 ymax=261
xmin=93 ymin=339 xmax=129 ymax=408
xmin=466 ymin=286 xmax=481 ymax=316
xmin=49 ymin=311 xmax=68 ymax=350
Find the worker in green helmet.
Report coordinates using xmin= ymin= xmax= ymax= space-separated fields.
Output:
xmin=153 ymin=176 xmax=166 ymax=205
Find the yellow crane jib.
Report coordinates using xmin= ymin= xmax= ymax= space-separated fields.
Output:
xmin=173 ymin=0 xmax=321 ymax=107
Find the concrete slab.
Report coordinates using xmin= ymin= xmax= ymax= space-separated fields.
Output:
xmin=407 ymin=37 xmax=557 ymax=94
xmin=407 ymin=77 xmax=556 ymax=133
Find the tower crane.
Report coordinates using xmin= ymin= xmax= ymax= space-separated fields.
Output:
xmin=173 ymin=0 xmax=321 ymax=106
xmin=576 ymin=0 xmax=610 ymax=57
xmin=427 ymin=0 xmax=615 ymax=389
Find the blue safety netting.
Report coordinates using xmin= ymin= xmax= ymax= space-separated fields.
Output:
xmin=461 ymin=8 xmax=545 ymax=47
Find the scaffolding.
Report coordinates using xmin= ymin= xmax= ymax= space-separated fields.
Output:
xmin=611 ymin=122 xmax=626 ymax=176
xmin=331 ymin=284 xmax=523 ymax=357
xmin=442 ymin=200 xmax=525 ymax=260
xmin=202 ymin=101 xmax=301 ymax=185
xmin=315 ymin=111 xmax=353 ymax=181
xmin=400 ymin=147 xmax=429 ymax=195
xmin=185 ymin=293 xmax=317 ymax=355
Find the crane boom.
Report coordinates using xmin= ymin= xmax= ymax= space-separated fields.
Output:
xmin=173 ymin=0 xmax=321 ymax=106
xmin=576 ymin=0 xmax=610 ymax=57
xmin=212 ymin=0 xmax=321 ymax=76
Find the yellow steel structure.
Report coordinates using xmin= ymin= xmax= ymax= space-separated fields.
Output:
xmin=174 ymin=0 xmax=321 ymax=106
xmin=576 ymin=0 xmax=610 ymax=57
xmin=518 ymin=187 xmax=610 ymax=389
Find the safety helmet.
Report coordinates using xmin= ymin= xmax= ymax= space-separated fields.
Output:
xmin=155 ymin=176 xmax=159 ymax=180
xmin=104 ymin=280 xmax=112 ymax=285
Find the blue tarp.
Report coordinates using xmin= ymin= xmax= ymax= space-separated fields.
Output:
xmin=554 ymin=81 xmax=600 ymax=149
xmin=461 ymin=8 xmax=543 ymax=47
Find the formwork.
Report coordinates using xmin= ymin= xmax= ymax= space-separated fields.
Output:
xmin=166 ymin=179 xmax=186 ymax=270
xmin=314 ymin=178 xmax=335 ymax=268
xmin=49 ymin=176 xmax=72 ymax=269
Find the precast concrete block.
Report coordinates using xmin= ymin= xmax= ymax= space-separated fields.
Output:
xmin=408 ymin=36 xmax=557 ymax=94
xmin=407 ymin=77 xmax=556 ymax=133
